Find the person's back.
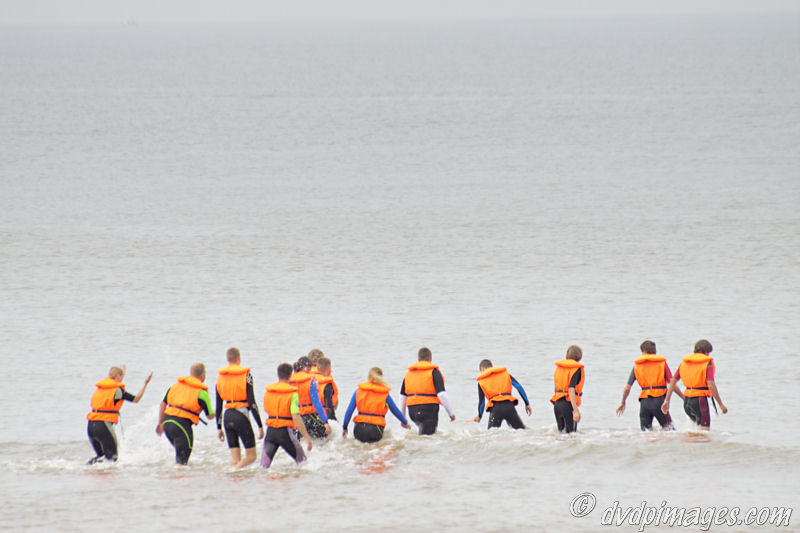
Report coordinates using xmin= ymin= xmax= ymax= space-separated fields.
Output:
xmin=216 ymin=347 xmax=263 ymax=468
xmin=87 ymin=365 xmax=152 ymax=464
xmin=157 ymin=363 xmax=214 ymax=465
xmin=289 ymin=356 xmax=331 ymax=439
xmin=473 ymin=359 xmax=531 ymax=430
xmin=550 ymin=346 xmax=584 ymax=433
xmin=261 ymin=363 xmax=313 ymax=468
xmin=616 ymin=341 xmax=676 ymax=430
xmin=342 ymin=367 xmax=410 ymax=443
xmin=400 ymin=347 xmax=456 ymax=435
xmin=661 ymin=339 xmax=728 ymax=430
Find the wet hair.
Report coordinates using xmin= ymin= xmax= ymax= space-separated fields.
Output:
xmin=190 ymin=363 xmax=205 ymax=378
xmin=640 ymin=340 xmax=656 ymax=354
xmin=227 ymin=347 xmax=241 ymax=363
xmin=108 ymin=367 xmax=123 ymax=379
xmin=566 ymin=345 xmax=583 ymax=361
xmin=368 ymin=367 xmax=386 ymax=386
xmin=317 ymin=357 xmax=331 ymax=371
xmin=307 ymin=349 xmax=324 ymax=364
xmin=277 ymin=363 xmax=293 ymax=380
xmin=694 ymin=339 xmax=713 ymax=354
xmin=479 ymin=359 xmax=493 ymax=370
xmin=295 ymin=356 xmax=312 ymax=371
xmin=418 ymin=347 xmax=432 ymax=361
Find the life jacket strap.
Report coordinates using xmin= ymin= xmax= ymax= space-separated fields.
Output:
xmin=269 ymin=415 xmax=293 ymax=421
xmin=91 ymin=409 xmax=119 ymax=414
xmin=686 ymin=386 xmax=709 ymax=391
xmin=225 ymin=400 xmax=247 ymax=405
xmin=641 ymin=385 xmax=667 ymax=390
xmin=357 ymin=411 xmax=385 ymax=418
xmin=167 ymin=404 xmax=201 ymax=416
xmin=408 ymin=393 xmax=437 ymax=397
xmin=554 ymin=389 xmax=582 ymax=396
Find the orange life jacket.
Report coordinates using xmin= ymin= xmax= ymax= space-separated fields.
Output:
xmin=315 ymin=374 xmax=339 ymax=407
xmin=476 ymin=367 xmax=517 ymax=408
xmin=550 ymin=359 xmax=585 ymax=406
xmin=404 ymin=361 xmax=442 ymax=406
xmin=217 ymin=364 xmax=250 ymax=408
xmin=164 ymin=376 xmax=208 ymax=424
xmin=289 ymin=371 xmax=316 ymax=416
xmin=263 ymin=382 xmax=297 ymax=429
xmin=87 ymin=378 xmax=126 ymax=423
xmin=353 ymin=382 xmax=390 ymax=427
xmin=633 ymin=355 xmax=668 ymax=399
xmin=680 ymin=353 xmax=714 ymax=397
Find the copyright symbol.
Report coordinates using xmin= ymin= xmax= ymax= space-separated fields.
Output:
xmin=570 ymin=492 xmax=597 ymax=518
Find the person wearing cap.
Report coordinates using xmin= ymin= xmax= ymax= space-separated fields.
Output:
xmin=289 ymin=356 xmax=332 ymax=439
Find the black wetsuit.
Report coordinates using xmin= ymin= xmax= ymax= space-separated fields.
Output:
xmin=684 ymin=396 xmax=711 ymax=427
xmin=626 ymin=368 xmax=673 ymax=430
xmin=401 ymin=368 xmax=445 ymax=435
xmin=216 ymin=373 xmax=263 ymax=449
xmin=553 ymin=368 xmax=581 ymax=433
xmin=161 ymin=388 xmax=213 ymax=465
xmin=262 ymin=426 xmax=306 ymax=467
xmin=353 ymin=422 xmax=384 ymax=443
xmin=87 ymin=389 xmax=136 ymax=463
xmin=323 ymin=383 xmax=337 ymax=421
xmin=477 ymin=373 xmax=530 ymax=430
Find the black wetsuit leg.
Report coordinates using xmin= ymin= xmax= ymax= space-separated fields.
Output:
xmin=684 ymin=396 xmax=710 ymax=427
xmin=487 ymin=401 xmax=525 ymax=429
xmin=353 ymin=422 xmax=384 ymax=443
xmin=262 ymin=426 xmax=307 ymax=468
xmin=223 ymin=409 xmax=255 ymax=449
xmin=640 ymin=396 xmax=672 ymax=429
xmin=298 ymin=413 xmax=327 ymax=439
xmin=87 ymin=420 xmax=118 ymax=462
xmin=553 ymin=398 xmax=576 ymax=433
xmin=163 ymin=415 xmax=194 ymax=465
xmin=408 ymin=404 xmax=439 ymax=435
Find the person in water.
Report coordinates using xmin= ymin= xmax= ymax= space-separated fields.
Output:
xmin=87 ymin=365 xmax=152 ymax=464
xmin=342 ymin=367 xmax=410 ymax=443
xmin=473 ymin=359 xmax=531 ymax=429
xmin=307 ymin=348 xmax=324 ymax=374
xmin=550 ymin=345 xmax=584 ymax=433
xmin=661 ymin=339 xmax=728 ymax=430
xmin=156 ymin=363 xmax=215 ymax=465
xmin=261 ymin=363 xmax=313 ymax=468
xmin=216 ymin=347 xmax=264 ymax=468
xmin=315 ymin=357 xmax=338 ymax=421
xmin=290 ymin=356 xmax=332 ymax=439
xmin=616 ymin=340 xmax=681 ymax=430
xmin=399 ymin=347 xmax=456 ymax=435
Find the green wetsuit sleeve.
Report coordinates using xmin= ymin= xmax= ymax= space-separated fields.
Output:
xmin=198 ymin=389 xmax=214 ymax=417
xmin=290 ymin=392 xmax=299 ymax=415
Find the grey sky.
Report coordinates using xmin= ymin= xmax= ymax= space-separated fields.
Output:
xmin=1 ymin=0 xmax=799 ymax=24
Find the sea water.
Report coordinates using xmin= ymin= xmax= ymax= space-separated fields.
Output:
xmin=1 ymin=14 xmax=799 ymax=532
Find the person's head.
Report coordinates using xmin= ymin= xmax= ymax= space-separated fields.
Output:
xmin=566 ymin=345 xmax=583 ymax=361
xmin=640 ymin=340 xmax=656 ymax=355
xmin=694 ymin=339 xmax=713 ymax=355
xmin=190 ymin=363 xmax=206 ymax=382
xmin=368 ymin=367 xmax=386 ymax=386
xmin=317 ymin=357 xmax=331 ymax=376
xmin=307 ymin=348 xmax=324 ymax=365
xmin=227 ymin=347 xmax=241 ymax=363
xmin=295 ymin=356 xmax=312 ymax=373
xmin=418 ymin=347 xmax=432 ymax=361
xmin=277 ymin=363 xmax=293 ymax=381
xmin=479 ymin=359 xmax=493 ymax=371
xmin=108 ymin=366 xmax=124 ymax=382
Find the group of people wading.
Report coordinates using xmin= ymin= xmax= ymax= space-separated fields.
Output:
xmin=86 ymin=339 xmax=728 ymax=467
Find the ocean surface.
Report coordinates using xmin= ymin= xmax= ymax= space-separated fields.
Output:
xmin=1 ymin=13 xmax=799 ymax=532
